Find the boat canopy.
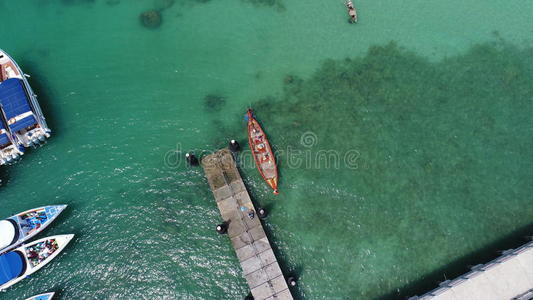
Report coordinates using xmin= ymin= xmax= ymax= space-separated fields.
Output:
xmin=0 ymin=220 xmax=18 ymax=250
xmin=0 ymin=251 xmax=25 ymax=285
xmin=0 ymin=78 xmax=37 ymax=132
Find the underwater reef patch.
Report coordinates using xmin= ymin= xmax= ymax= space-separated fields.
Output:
xmin=140 ymin=10 xmax=162 ymax=29
xmin=250 ymin=40 xmax=533 ymax=299
xmin=242 ymin=0 xmax=285 ymax=11
xmin=139 ymin=0 xmax=178 ymax=30
xmin=204 ymin=94 xmax=226 ymax=112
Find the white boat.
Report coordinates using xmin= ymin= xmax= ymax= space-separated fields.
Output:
xmin=25 ymin=292 xmax=56 ymax=300
xmin=0 ymin=205 xmax=67 ymax=254
xmin=0 ymin=234 xmax=74 ymax=291
xmin=0 ymin=49 xmax=51 ymax=165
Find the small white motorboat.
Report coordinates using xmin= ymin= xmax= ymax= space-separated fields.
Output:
xmin=0 ymin=205 xmax=67 ymax=254
xmin=25 ymin=292 xmax=56 ymax=300
xmin=0 ymin=234 xmax=74 ymax=291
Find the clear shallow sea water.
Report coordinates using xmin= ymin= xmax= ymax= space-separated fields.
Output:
xmin=0 ymin=0 xmax=532 ymax=299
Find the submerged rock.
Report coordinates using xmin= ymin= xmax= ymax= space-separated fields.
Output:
xmin=283 ymin=75 xmax=295 ymax=84
xmin=140 ymin=10 xmax=162 ymax=29
xmin=204 ymin=94 xmax=226 ymax=112
xmin=242 ymin=0 xmax=285 ymax=11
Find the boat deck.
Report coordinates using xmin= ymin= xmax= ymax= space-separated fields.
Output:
xmin=202 ymin=149 xmax=293 ymax=300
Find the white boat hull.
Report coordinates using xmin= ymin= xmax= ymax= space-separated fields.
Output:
xmin=0 ymin=205 xmax=67 ymax=254
xmin=0 ymin=234 xmax=74 ymax=291
xmin=25 ymin=292 xmax=55 ymax=300
xmin=0 ymin=49 xmax=51 ymax=166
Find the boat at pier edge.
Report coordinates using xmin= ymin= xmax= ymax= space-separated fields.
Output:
xmin=0 ymin=205 xmax=67 ymax=254
xmin=0 ymin=49 xmax=51 ymax=166
xmin=0 ymin=234 xmax=74 ymax=291
xmin=246 ymin=109 xmax=279 ymax=194
xmin=25 ymin=292 xmax=56 ymax=300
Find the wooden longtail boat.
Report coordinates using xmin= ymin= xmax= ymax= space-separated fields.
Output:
xmin=246 ymin=109 xmax=279 ymax=195
xmin=346 ymin=0 xmax=358 ymax=23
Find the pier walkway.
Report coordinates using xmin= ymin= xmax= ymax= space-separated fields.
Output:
xmin=202 ymin=149 xmax=293 ymax=300
xmin=410 ymin=240 xmax=533 ymax=300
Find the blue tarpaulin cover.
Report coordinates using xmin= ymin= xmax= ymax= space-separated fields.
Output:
xmin=0 ymin=251 xmax=24 ymax=285
xmin=0 ymin=78 xmax=36 ymax=132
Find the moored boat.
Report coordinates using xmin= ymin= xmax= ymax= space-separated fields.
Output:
xmin=0 ymin=234 xmax=74 ymax=291
xmin=0 ymin=49 xmax=51 ymax=166
xmin=246 ymin=109 xmax=279 ymax=194
xmin=25 ymin=292 xmax=56 ymax=300
xmin=0 ymin=205 xmax=67 ymax=254
xmin=346 ymin=0 xmax=358 ymax=23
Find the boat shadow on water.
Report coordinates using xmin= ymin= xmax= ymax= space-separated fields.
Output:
xmin=378 ymin=222 xmax=533 ymax=300
xmin=0 ymin=168 xmax=8 ymax=186
xmin=21 ymin=284 xmax=65 ymax=300
xmin=18 ymin=58 xmax=60 ymax=137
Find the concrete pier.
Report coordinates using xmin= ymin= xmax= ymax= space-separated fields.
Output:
xmin=202 ymin=149 xmax=293 ymax=300
xmin=410 ymin=240 xmax=533 ymax=300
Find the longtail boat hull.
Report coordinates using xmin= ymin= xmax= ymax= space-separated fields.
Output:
xmin=346 ymin=0 xmax=358 ymax=23
xmin=247 ymin=109 xmax=279 ymax=194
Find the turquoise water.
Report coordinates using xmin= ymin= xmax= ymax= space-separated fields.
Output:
xmin=0 ymin=0 xmax=532 ymax=299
